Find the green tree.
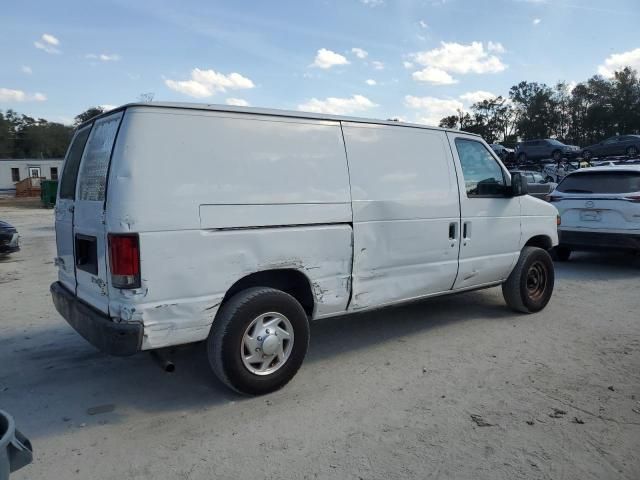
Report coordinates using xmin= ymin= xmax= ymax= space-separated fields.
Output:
xmin=74 ymin=106 xmax=105 ymax=126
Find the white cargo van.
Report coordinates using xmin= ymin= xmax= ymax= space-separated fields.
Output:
xmin=51 ymin=103 xmax=559 ymax=394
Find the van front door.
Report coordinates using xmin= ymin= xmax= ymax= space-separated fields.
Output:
xmin=55 ymin=125 xmax=92 ymax=292
xmin=447 ymin=134 xmax=521 ymax=289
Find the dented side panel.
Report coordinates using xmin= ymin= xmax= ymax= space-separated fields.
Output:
xmin=108 ymin=225 xmax=353 ymax=350
xmin=342 ymin=122 xmax=461 ymax=310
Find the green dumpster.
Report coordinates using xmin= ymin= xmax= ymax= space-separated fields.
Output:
xmin=40 ymin=180 xmax=58 ymax=208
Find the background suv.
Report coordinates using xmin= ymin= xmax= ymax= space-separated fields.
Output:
xmin=548 ymin=166 xmax=640 ymax=260
xmin=515 ymin=139 xmax=580 ymax=163
xmin=581 ymin=135 xmax=640 ymax=160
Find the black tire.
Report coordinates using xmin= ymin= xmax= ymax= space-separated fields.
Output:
xmin=552 ymin=246 xmax=571 ymax=262
xmin=627 ymin=146 xmax=638 ymax=157
xmin=545 ymin=175 xmax=554 ymax=183
xmin=207 ymin=287 xmax=310 ymax=395
xmin=518 ymin=152 xmax=527 ymax=163
xmin=502 ymin=247 xmax=555 ymax=313
xmin=552 ymin=150 xmax=562 ymax=161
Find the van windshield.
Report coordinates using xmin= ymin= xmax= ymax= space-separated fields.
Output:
xmin=557 ymin=171 xmax=640 ymax=194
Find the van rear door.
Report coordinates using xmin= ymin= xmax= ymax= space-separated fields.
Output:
xmin=55 ymin=125 xmax=92 ymax=292
xmin=73 ymin=112 xmax=123 ymax=313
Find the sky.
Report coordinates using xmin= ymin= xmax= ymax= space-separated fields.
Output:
xmin=1 ymin=0 xmax=639 ymax=126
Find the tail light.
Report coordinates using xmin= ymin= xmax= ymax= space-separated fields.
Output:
xmin=557 ymin=215 xmax=561 ymax=226
xmin=108 ymin=233 xmax=140 ymax=289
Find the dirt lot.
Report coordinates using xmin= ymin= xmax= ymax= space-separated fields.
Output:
xmin=1 ymin=202 xmax=639 ymax=480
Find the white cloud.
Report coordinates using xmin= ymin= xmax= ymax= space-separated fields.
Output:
xmin=21 ymin=66 xmax=32 ymax=75
xmin=0 ymin=88 xmax=46 ymax=102
xmin=597 ymin=47 xmax=640 ymax=78
xmin=459 ymin=90 xmax=497 ymax=104
xmin=371 ymin=60 xmax=384 ymax=70
xmin=86 ymin=53 xmax=121 ymax=62
xmin=419 ymin=20 xmax=428 ymax=29
xmin=312 ymin=48 xmax=350 ymax=69
xmin=487 ymin=41 xmax=505 ymax=53
xmin=405 ymin=95 xmax=463 ymax=126
xmin=34 ymin=33 xmax=61 ymax=54
xmin=567 ymin=80 xmax=577 ymax=93
xmin=42 ymin=33 xmax=59 ymax=45
xmin=412 ymin=67 xmax=457 ymax=85
xmin=226 ymin=97 xmax=250 ymax=106
xmin=365 ymin=79 xmax=377 ymax=86
xmin=165 ymin=68 xmax=255 ymax=98
xmin=411 ymin=41 xmax=507 ymax=77
xmin=360 ymin=0 xmax=384 ymax=6
xmin=298 ymin=94 xmax=377 ymax=115
xmin=100 ymin=104 xmax=117 ymax=111
xmin=403 ymin=61 xmax=414 ymax=69
xmin=351 ymin=47 xmax=368 ymax=59
xmin=533 ymin=18 xmax=542 ymax=25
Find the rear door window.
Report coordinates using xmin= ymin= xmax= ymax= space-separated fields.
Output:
xmin=77 ymin=112 xmax=123 ymax=202
xmin=59 ymin=126 xmax=92 ymax=200
xmin=557 ymin=172 xmax=640 ymax=194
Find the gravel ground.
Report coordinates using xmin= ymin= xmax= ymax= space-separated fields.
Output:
xmin=1 ymin=202 xmax=639 ymax=480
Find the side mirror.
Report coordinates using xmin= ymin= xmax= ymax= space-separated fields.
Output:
xmin=509 ymin=172 xmax=528 ymax=197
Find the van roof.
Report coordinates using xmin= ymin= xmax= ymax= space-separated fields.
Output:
xmin=81 ymin=101 xmax=480 ymax=137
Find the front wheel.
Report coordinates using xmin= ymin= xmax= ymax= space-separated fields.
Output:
xmin=207 ymin=287 xmax=310 ymax=395
xmin=502 ymin=247 xmax=555 ymax=313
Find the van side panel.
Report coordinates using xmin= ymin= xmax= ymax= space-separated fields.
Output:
xmin=342 ymin=123 xmax=461 ymax=309
xmin=107 ymin=108 xmax=351 ymax=232
xmin=108 ymin=225 xmax=352 ymax=350
xmin=105 ymin=107 xmax=353 ymax=349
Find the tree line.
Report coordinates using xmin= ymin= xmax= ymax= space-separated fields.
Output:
xmin=2 ymin=68 xmax=639 ymax=158
xmin=440 ymin=66 xmax=640 ymax=147
xmin=0 ymin=107 xmax=106 ymax=159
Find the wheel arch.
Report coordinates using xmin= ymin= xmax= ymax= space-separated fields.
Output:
xmin=221 ymin=269 xmax=315 ymax=317
xmin=523 ymin=234 xmax=553 ymax=251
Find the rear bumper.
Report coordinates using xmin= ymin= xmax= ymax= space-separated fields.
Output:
xmin=559 ymin=229 xmax=640 ymax=251
xmin=50 ymin=281 xmax=142 ymax=356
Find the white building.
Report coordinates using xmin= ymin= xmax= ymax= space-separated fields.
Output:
xmin=0 ymin=159 xmax=64 ymax=194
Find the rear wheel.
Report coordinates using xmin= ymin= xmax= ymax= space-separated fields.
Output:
xmin=627 ymin=145 xmax=638 ymax=157
xmin=502 ymin=247 xmax=555 ymax=313
xmin=552 ymin=246 xmax=571 ymax=262
xmin=207 ymin=287 xmax=310 ymax=395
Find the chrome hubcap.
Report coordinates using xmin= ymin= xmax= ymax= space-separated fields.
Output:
xmin=241 ymin=312 xmax=294 ymax=375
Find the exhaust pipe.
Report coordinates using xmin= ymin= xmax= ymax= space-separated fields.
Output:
xmin=150 ymin=349 xmax=175 ymax=373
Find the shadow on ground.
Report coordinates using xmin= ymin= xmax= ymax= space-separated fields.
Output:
xmin=0 ymin=289 xmax=511 ymax=440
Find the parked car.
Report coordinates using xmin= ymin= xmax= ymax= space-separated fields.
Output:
xmin=581 ymin=135 xmax=640 ymax=160
xmin=515 ymin=139 xmax=581 ymax=163
xmin=50 ymin=102 xmax=558 ymax=395
xmin=510 ymin=170 xmax=557 ymax=200
xmin=591 ymin=160 xmax=619 ymax=167
xmin=541 ymin=162 xmax=579 ymax=182
xmin=0 ymin=221 xmax=19 ymax=257
xmin=548 ymin=166 xmax=640 ymax=260
xmin=490 ymin=144 xmax=514 ymax=162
